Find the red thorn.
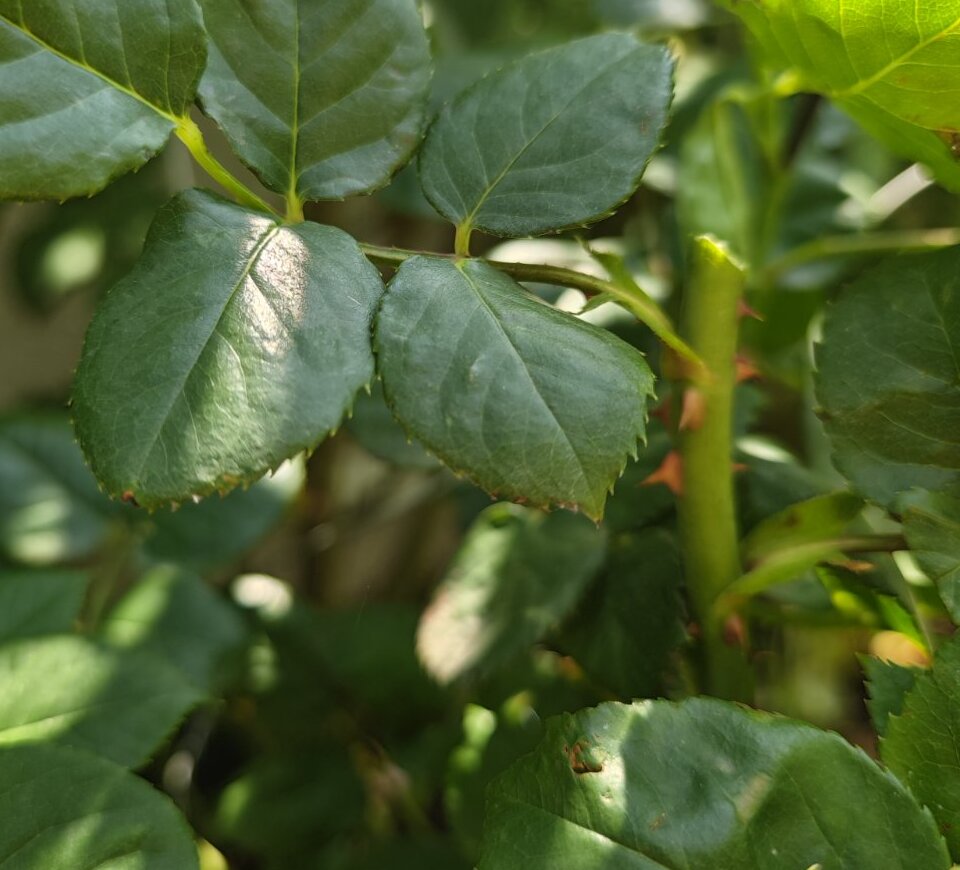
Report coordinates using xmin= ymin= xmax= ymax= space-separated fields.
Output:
xmin=737 ymin=299 xmax=764 ymax=322
xmin=651 ymin=397 xmax=673 ymax=425
xmin=732 ymin=463 xmax=749 ymax=475
xmin=735 ymin=354 xmax=762 ymax=384
xmin=723 ymin=614 xmax=747 ymax=647
xmin=678 ymin=389 xmax=706 ymax=432
xmin=641 ymin=451 xmax=684 ymax=496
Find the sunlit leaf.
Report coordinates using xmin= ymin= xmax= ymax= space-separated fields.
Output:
xmin=0 ymin=744 xmax=199 ymax=869
xmin=417 ymin=503 xmax=605 ymax=684
xmin=101 ymin=567 xmax=248 ymax=692
xmin=419 ymin=33 xmax=673 ymax=237
xmin=198 ymin=0 xmax=430 ymax=204
xmin=73 ymin=189 xmax=384 ymax=508
xmin=376 ymin=256 xmax=654 ymax=519
xmin=481 ymin=698 xmax=950 ymax=868
xmin=0 ymin=635 xmax=203 ymax=767
xmin=0 ymin=0 xmax=206 ymax=200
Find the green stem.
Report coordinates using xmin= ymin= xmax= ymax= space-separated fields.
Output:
xmin=677 ymin=236 xmax=753 ymax=702
xmin=761 ymin=228 xmax=960 ymax=283
xmin=175 ymin=117 xmax=278 ymax=216
xmin=360 ymin=243 xmax=707 ymax=379
xmin=455 ymin=223 xmax=473 ymax=258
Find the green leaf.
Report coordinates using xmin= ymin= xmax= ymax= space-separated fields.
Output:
xmin=417 ymin=503 xmax=606 ymax=684
xmin=0 ymin=415 xmax=117 ymax=565
xmin=419 ymin=33 xmax=673 ymax=238
xmin=0 ymin=570 xmax=86 ymax=642
xmin=902 ymin=491 xmax=960 ymax=622
xmin=481 ymin=698 xmax=950 ymax=869
xmin=0 ymin=635 xmax=203 ymax=767
xmin=0 ymin=0 xmax=206 ymax=200
xmin=883 ymin=633 xmax=960 ymax=859
xmin=101 ymin=567 xmax=248 ymax=692
xmin=376 ymin=256 xmax=655 ymax=520
xmin=815 ymin=248 xmax=960 ymax=509
xmin=0 ymin=743 xmax=199 ymax=870
xmin=720 ymin=0 xmax=960 ymax=135
xmin=73 ymin=189 xmax=384 ymax=508
xmin=840 ymin=98 xmax=960 ymax=195
xmin=143 ymin=458 xmax=305 ymax=570
xmin=742 ymin=492 xmax=865 ymax=565
xmin=556 ymin=530 xmax=684 ymax=699
xmin=862 ymin=654 xmax=919 ymax=737
xmin=197 ymin=0 xmax=431 ymax=205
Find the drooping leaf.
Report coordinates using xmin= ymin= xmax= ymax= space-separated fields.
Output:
xmin=198 ymin=0 xmax=431 ymax=205
xmin=556 ymin=530 xmax=684 ymax=699
xmin=0 ymin=570 xmax=86 ymax=642
xmin=902 ymin=490 xmax=960 ymax=623
xmin=419 ymin=33 xmax=673 ymax=238
xmin=0 ymin=635 xmax=203 ymax=767
xmin=417 ymin=503 xmax=606 ymax=684
xmin=0 ymin=0 xmax=206 ymax=200
xmin=883 ymin=633 xmax=960 ymax=859
xmin=143 ymin=458 xmax=305 ymax=569
xmin=743 ymin=492 xmax=865 ymax=565
xmin=720 ymin=0 xmax=960 ymax=134
xmin=862 ymin=654 xmax=919 ymax=737
xmin=481 ymin=698 xmax=950 ymax=869
xmin=815 ymin=248 xmax=960 ymax=509
xmin=101 ymin=567 xmax=249 ymax=692
xmin=376 ymin=256 xmax=655 ymax=520
xmin=0 ymin=744 xmax=199 ymax=869
xmin=0 ymin=415 xmax=118 ymax=565
xmin=73 ymin=189 xmax=384 ymax=508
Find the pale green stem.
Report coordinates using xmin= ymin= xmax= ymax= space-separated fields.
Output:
xmin=761 ymin=228 xmax=960 ymax=283
xmin=360 ymin=243 xmax=707 ymax=379
xmin=455 ymin=223 xmax=473 ymax=258
xmin=677 ymin=236 xmax=753 ymax=702
xmin=175 ymin=117 xmax=278 ymax=216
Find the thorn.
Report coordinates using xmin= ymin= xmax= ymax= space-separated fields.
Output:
xmin=121 ymin=491 xmax=140 ymax=508
xmin=735 ymin=354 xmax=762 ymax=383
xmin=737 ymin=299 xmax=764 ymax=321
xmin=732 ymin=462 xmax=749 ymax=475
xmin=678 ymin=389 xmax=706 ymax=432
xmin=642 ymin=451 xmax=684 ymax=496
xmin=723 ymin=614 xmax=747 ymax=647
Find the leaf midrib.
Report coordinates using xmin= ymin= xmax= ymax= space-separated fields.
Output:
xmin=459 ymin=43 xmax=637 ymax=231
xmin=134 ymin=223 xmax=282 ymax=488
xmin=0 ymin=12 xmax=179 ymax=122
xmin=817 ymin=13 xmax=960 ymax=99
xmin=458 ymin=263 xmax=593 ymax=502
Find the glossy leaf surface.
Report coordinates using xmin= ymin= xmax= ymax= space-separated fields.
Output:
xmin=419 ymin=33 xmax=673 ymax=237
xmin=816 ymin=248 xmax=960 ymax=508
xmin=198 ymin=0 xmax=430 ymax=204
xmin=376 ymin=256 xmax=654 ymax=520
xmin=481 ymin=698 xmax=950 ymax=869
xmin=74 ymin=190 xmax=384 ymax=508
xmin=0 ymin=744 xmax=199 ymax=869
xmin=0 ymin=635 xmax=203 ymax=767
xmin=0 ymin=0 xmax=206 ymax=200
xmin=417 ymin=504 xmax=605 ymax=684
xmin=883 ymin=634 xmax=960 ymax=859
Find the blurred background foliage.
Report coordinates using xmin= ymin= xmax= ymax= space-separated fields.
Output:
xmin=2 ymin=1 xmax=957 ymax=867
